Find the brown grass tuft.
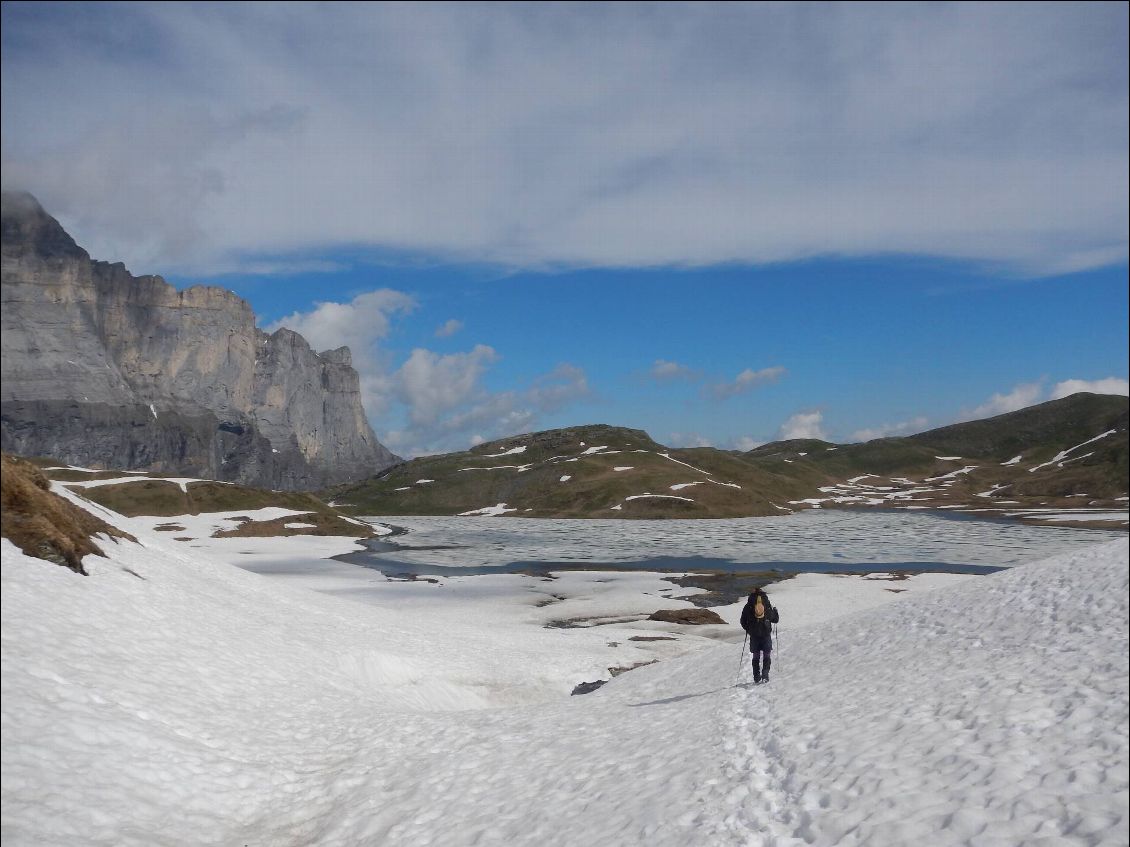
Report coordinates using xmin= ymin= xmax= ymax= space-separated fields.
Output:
xmin=1 ymin=453 xmax=134 ymax=574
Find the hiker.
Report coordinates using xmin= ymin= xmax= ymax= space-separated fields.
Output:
xmin=740 ymin=588 xmax=779 ymax=684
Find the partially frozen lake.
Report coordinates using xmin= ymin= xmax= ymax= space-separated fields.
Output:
xmin=350 ymin=509 xmax=1125 ymax=575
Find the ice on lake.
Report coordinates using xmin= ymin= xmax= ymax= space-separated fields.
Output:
xmin=357 ymin=509 xmax=1124 ymax=571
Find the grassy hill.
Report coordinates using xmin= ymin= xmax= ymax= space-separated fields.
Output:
xmin=326 ymin=424 xmax=823 ymax=519
xmin=739 ymin=393 xmax=1128 ymax=526
xmin=327 ymin=395 xmax=1128 ymax=525
xmin=32 ymin=466 xmax=375 ymax=539
xmin=18 ymin=396 xmax=1122 ymax=529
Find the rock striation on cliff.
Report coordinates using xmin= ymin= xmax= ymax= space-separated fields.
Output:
xmin=1 ymin=191 xmax=398 ymax=489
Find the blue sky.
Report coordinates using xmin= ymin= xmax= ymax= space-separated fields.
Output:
xmin=3 ymin=2 xmax=1127 ymax=456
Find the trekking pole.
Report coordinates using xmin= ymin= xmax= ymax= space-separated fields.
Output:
xmin=735 ymin=631 xmax=748 ymax=682
xmin=774 ymin=623 xmax=780 ymax=673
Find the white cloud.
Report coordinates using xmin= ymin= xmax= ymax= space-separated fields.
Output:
xmin=849 ymin=416 xmax=929 ymax=443
xmin=1049 ymin=377 xmax=1129 ymax=399
xmin=435 ymin=319 xmax=463 ymax=338
xmin=395 ymin=345 xmax=500 ymax=427
xmin=667 ymin=433 xmax=766 ymax=450
xmin=388 ymin=358 xmax=591 ymax=457
xmin=668 ymin=432 xmax=715 ymax=449
xmin=3 ymin=3 xmax=1125 ymax=275
xmin=963 ymin=382 xmax=1047 ymax=421
xmin=708 ymin=366 xmax=786 ymax=400
xmin=265 ymin=289 xmax=415 ymax=355
xmin=954 ymin=376 xmax=1127 ymax=426
xmin=732 ymin=436 xmax=765 ymax=452
xmin=250 ymin=285 xmax=594 ymax=455
xmin=650 ymin=360 xmax=699 ymax=382
xmin=778 ymin=411 xmax=827 ymax=441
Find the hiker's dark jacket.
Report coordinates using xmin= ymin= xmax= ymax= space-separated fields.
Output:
xmin=740 ymin=591 xmax=779 ymax=644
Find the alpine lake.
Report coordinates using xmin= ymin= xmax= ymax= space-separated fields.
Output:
xmin=334 ymin=508 xmax=1126 ymax=607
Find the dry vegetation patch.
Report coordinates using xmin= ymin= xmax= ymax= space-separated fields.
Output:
xmin=1 ymin=453 xmax=134 ymax=574
xmin=45 ymin=468 xmax=148 ymax=483
xmin=71 ymin=479 xmax=192 ymax=516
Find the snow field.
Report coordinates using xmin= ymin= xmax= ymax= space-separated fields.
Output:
xmin=2 ymin=521 xmax=720 ymax=844
xmin=708 ymin=540 xmax=1129 ymax=846
xmin=2 ymin=492 xmax=1127 ymax=846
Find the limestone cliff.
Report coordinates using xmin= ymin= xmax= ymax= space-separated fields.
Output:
xmin=0 ymin=191 xmax=398 ymax=489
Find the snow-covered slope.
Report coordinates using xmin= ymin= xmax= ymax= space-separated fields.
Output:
xmin=2 ymin=505 xmax=1127 ymax=845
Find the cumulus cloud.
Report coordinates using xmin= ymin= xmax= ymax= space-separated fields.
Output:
xmin=393 ymin=365 xmax=592 ymax=458
xmin=386 ymin=361 xmax=591 ymax=457
xmin=668 ymin=432 xmax=715 ymax=448
xmin=962 ymin=382 xmax=1048 ymax=421
xmin=732 ymin=436 xmax=765 ymax=452
xmin=959 ymin=376 xmax=1128 ymax=424
xmin=778 ymin=411 xmax=827 ymax=441
xmin=395 ymin=345 xmax=501 ymax=427
xmin=650 ymin=360 xmax=700 ymax=382
xmin=264 ymin=289 xmax=591 ymax=454
xmin=1049 ymin=377 xmax=1129 ymax=399
xmin=667 ymin=432 xmax=767 ymax=450
xmin=2 ymin=3 xmax=1125 ymax=275
xmin=435 ymin=319 xmax=463 ymax=338
xmin=849 ymin=416 xmax=929 ymax=443
xmin=708 ymin=366 xmax=786 ymax=400
xmin=265 ymin=289 xmax=415 ymax=356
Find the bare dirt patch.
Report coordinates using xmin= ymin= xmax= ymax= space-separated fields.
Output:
xmin=648 ymin=608 xmax=726 ymax=625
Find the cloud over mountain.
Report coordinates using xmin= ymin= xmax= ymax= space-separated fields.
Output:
xmin=961 ymin=377 xmax=1129 ymax=423
xmin=1050 ymin=377 xmax=1129 ymax=400
xmin=778 ymin=411 xmax=827 ymax=441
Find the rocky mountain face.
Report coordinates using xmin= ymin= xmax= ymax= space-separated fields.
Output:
xmin=1 ymin=191 xmax=398 ymax=490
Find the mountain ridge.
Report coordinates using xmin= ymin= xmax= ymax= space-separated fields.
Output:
xmin=328 ymin=394 xmax=1128 ymax=525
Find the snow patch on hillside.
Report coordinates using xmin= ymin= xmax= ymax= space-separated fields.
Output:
xmin=483 ymin=445 xmax=528 ymax=458
xmin=65 ymin=475 xmax=232 ymax=493
xmin=1029 ymin=429 xmax=1117 ymax=473
xmin=458 ymin=503 xmax=518 ymax=516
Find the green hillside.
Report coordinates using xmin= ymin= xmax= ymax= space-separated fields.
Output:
xmin=326 ymin=424 xmax=821 ymax=519
xmin=48 ymin=471 xmax=373 ymax=538
xmin=328 ymin=395 xmax=1128 ymax=526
